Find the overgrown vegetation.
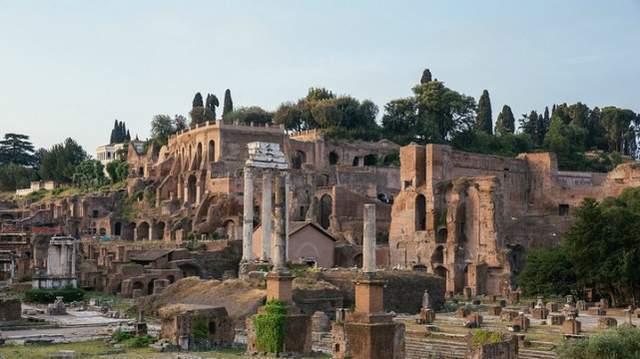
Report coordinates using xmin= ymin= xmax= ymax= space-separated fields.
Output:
xmin=471 ymin=330 xmax=505 ymax=349
xmin=193 ymin=318 xmax=209 ymax=339
xmin=111 ymin=331 xmax=155 ymax=348
xmin=253 ymin=300 xmax=288 ymax=353
xmin=518 ymin=187 xmax=640 ymax=306
xmin=557 ymin=326 xmax=640 ymax=359
xmin=24 ymin=287 xmax=85 ymax=303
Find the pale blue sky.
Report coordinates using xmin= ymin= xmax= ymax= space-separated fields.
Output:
xmin=0 ymin=1 xmax=638 ymax=154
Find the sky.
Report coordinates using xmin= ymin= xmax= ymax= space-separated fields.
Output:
xmin=0 ymin=0 xmax=639 ymax=155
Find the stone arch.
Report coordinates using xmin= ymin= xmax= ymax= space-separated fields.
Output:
xmin=328 ymin=151 xmax=339 ymax=165
xmin=352 ymin=157 xmax=360 ymax=166
xmin=291 ymin=150 xmax=306 ymax=169
xmin=137 ymin=221 xmax=150 ymax=240
xmin=138 ymin=166 xmax=144 ymax=177
xmin=436 ymin=228 xmax=447 ymax=244
xmin=147 ymin=280 xmax=155 ymax=295
xmin=178 ymin=263 xmax=202 ymax=278
xmin=195 ymin=142 xmax=203 ymax=169
xmin=132 ymin=281 xmax=144 ymax=291
xmin=187 ymin=174 xmax=197 ymax=204
xmin=154 ymin=222 xmax=165 ymax=240
xmin=319 ymin=194 xmax=333 ymax=230
xmin=415 ymin=194 xmax=426 ymax=231
xmin=128 ymin=222 xmax=136 ymax=241
xmin=113 ymin=222 xmax=122 ymax=237
xmin=363 ymin=154 xmax=377 ymax=166
xmin=208 ymin=140 xmax=215 ymax=162
xmin=353 ymin=253 xmax=363 ymax=268
xmin=166 ymin=275 xmax=176 ymax=284
xmin=434 ymin=265 xmax=448 ymax=279
xmin=431 ymin=245 xmax=444 ymax=264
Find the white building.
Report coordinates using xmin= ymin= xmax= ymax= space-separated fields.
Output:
xmin=96 ymin=141 xmax=145 ymax=176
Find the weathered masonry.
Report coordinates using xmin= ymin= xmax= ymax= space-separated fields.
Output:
xmin=389 ymin=143 xmax=640 ymax=296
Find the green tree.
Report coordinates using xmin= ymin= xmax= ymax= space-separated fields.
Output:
xmin=413 ymin=80 xmax=476 ymax=143
xmin=222 ymin=89 xmax=233 ymax=117
xmin=495 ymin=105 xmax=515 ymax=135
xmin=420 ymin=68 xmax=432 ymax=84
xmin=517 ymin=246 xmax=577 ymax=297
xmin=381 ymin=98 xmax=418 ymax=145
xmin=72 ymin=159 xmax=108 ymax=189
xmin=206 ymin=93 xmax=219 ymax=119
xmin=0 ymin=133 xmax=36 ymax=166
xmin=475 ymin=90 xmax=492 ymax=134
xmin=38 ymin=138 xmax=88 ymax=183
xmin=543 ymin=115 xmax=587 ymax=170
xmin=600 ymin=106 xmax=637 ymax=155
xmin=224 ymin=107 xmax=273 ymax=126
xmin=0 ymin=163 xmax=38 ymax=191
xmin=106 ymin=159 xmax=129 ymax=183
xmin=150 ymin=114 xmax=174 ymax=146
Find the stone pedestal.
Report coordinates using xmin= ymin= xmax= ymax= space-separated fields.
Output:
xmin=532 ymin=307 xmax=549 ymax=320
xmin=546 ymin=302 xmax=559 ymax=312
xmin=418 ymin=308 xmax=436 ymax=324
xmin=501 ymin=311 xmax=518 ymax=322
xmin=465 ymin=313 xmax=483 ymax=328
xmin=489 ymin=305 xmax=502 ymax=316
xmin=266 ymin=272 xmax=293 ymax=304
xmin=343 ymin=319 xmax=405 ymax=359
xmin=562 ymin=318 xmax=581 ymax=335
xmin=588 ymin=307 xmax=606 ymax=316
xmin=597 ymin=317 xmax=617 ymax=329
xmin=355 ymin=279 xmax=385 ymax=314
xmin=512 ymin=315 xmax=529 ymax=332
xmin=548 ymin=314 xmax=565 ymax=326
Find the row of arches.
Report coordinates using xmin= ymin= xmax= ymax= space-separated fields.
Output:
xmin=179 ymin=140 xmax=216 ymax=172
xmin=327 ymin=152 xmax=397 ymax=167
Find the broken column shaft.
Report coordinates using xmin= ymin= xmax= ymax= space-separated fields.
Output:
xmin=242 ymin=167 xmax=254 ymax=261
xmin=362 ymin=203 xmax=376 ymax=273
xmin=261 ymin=170 xmax=273 ymax=261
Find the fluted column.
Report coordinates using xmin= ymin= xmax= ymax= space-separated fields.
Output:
xmin=242 ymin=167 xmax=254 ymax=261
xmin=363 ymin=204 xmax=376 ymax=273
xmin=261 ymin=170 xmax=273 ymax=261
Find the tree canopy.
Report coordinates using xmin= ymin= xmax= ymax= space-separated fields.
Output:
xmin=38 ymin=138 xmax=88 ymax=183
xmin=224 ymin=106 xmax=273 ymax=126
xmin=109 ymin=120 xmax=130 ymax=144
xmin=475 ymin=90 xmax=492 ymax=134
xmin=0 ymin=133 xmax=36 ymax=166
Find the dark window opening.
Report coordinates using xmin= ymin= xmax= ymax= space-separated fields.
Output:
xmin=329 ymin=152 xmax=339 ymax=165
xmin=559 ymin=204 xmax=569 ymax=216
xmin=363 ymin=154 xmax=377 ymax=166
xmin=209 ymin=322 xmax=216 ymax=335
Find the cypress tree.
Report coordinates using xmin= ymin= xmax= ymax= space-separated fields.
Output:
xmin=206 ymin=93 xmax=219 ymax=119
xmin=420 ymin=69 xmax=432 ymax=84
xmin=126 ymin=130 xmax=131 ymax=141
xmin=192 ymin=92 xmax=204 ymax=108
xmin=495 ymin=105 xmax=515 ymax=135
xmin=476 ymin=89 xmax=493 ymax=134
xmin=223 ymin=89 xmax=233 ymax=117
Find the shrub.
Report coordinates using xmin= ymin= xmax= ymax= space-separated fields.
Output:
xmin=557 ymin=326 xmax=640 ymax=359
xmin=123 ymin=335 xmax=154 ymax=348
xmin=111 ymin=331 xmax=134 ymax=342
xmin=24 ymin=287 xmax=85 ymax=303
xmin=471 ymin=330 xmax=504 ymax=349
xmin=253 ymin=300 xmax=288 ymax=353
xmin=192 ymin=318 xmax=209 ymax=339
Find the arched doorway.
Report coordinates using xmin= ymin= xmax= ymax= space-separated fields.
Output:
xmin=114 ymin=222 xmax=122 ymax=237
xmin=436 ymin=228 xmax=447 ymax=244
xmin=154 ymin=222 xmax=165 ymax=241
xmin=415 ymin=194 xmax=426 ymax=231
xmin=434 ymin=265 xmax=448 ymax=280
xmin=328 ymin=152 xmax=339 ymax=165
xmin=291 ymin=150 xmax=306 ymax=169
xmin=196 ymin=142 xmax=203 ymax=169
xmin=147 ymin=280 xmax=155 ymax=295
xmin=208 ymin=140 xmax=215 ymax=162
xmin=319 ymin=194 xmax=333 ymax=230
xmin=137 ymin=222 xmax=150 ymax=241
xmin=166 ymin=275 xmax=176 ymax=284
xmin=431 ymin=245 xmax=444 ymax=264
xmin=353 ymin=253 xmax=363 ymax=268
xmin=352 ymin=157 xmax=360 ymax=166
xmin=187 ymin=175 xmax=197 ymax=204
xmin=363 ymin=154 xmax=377 ymax=166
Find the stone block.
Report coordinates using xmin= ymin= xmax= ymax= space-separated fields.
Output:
xmin=488 ymin=305 xmax=502 ymax=316
xmin=0 ymin=298 xmax=21 ymax=321
xmin=597 ymin=317 xmax=617 ymax=329
xmin=532 ymin=307 xmax=549 ymax=320
xmin=417 ymin=308 xmax=436 ymax=324
xmin=548 ymin=314 xmax=565 ymax=326
xmin=546 ymin=302 xmax=559 ymax=312
xmin=562 ymin=319 xmax=581 ymax=335
xmin=500 ymin=311 xmax=519 ymax=322
xmin=512 ymin=315 xmax=529 ymax=332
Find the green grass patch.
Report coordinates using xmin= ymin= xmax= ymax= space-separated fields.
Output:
xmin=24 ymin=287 xmax=85 ymax=304
xmin=253 ymin=300 xmax=288 ymax=353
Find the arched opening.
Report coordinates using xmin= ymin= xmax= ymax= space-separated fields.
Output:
xmin=187 ymin=175 xmax=197 ymax=204
xmin=147 ymin=280 xmax=155 ymax=295
xmin=353 ymin=253 xmax=363 ymax=268
xmin=208 ymin=140 xmax=215 ymax=162
xmin=179 ymin=263 xmax=202 ymax=278
xmin=412 ymin=264 xmax=428 ymax=272
xmin=137 ymin=222 xmax=150 ymax=241
xmin=114 ymin=222 xmax=122 ymax=236
xmin=377 ymin=193 xmax=392 ymax=204
xmin=363 ymin=154 xmax=377 ymax=166
xmin=195 ymin=142 xmax=203 ymax=169
xmin=415 ymin=194 xmax=426 ymax=231
xmin=352 ymin=157 xmax=360 ymax=166
xmin=166 ymin=275 xmax=176 ymax=284
xmin=154 ymin=222 xmax=165 ymax=241
xmin=319 ymin=194 xmax=333 ymax=230
xmin=431 ymin=246 xmax=444 ymax=264
xmin=138 ymin=167 xmax=144 ymax=177
xmin=434 ymin=265 xmax=448 ymax=279
xmin=436 ymin=228 xmax=447 ymax=244
xmin=328 ymin=151 xmax=339 ymax=165
xmin=132 ymin=281 xmax=144 ymax=291
xmin=291 ymin=150 xmax=306 ymax=170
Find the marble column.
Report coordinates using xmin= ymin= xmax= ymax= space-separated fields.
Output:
xmin=242 ymin=167 xmax=254 ymax=261
xmin=71 ymin=242 xmax=76 ymax=277
xmin=362 ymin=203 xmax=376 ymax=273
xmin=285 ymin=172 xmax=290 ymax=261
xmin=261 ymin=170 xmax=273 ymax=261
xmin=272 ymin=173 xmax=287 ymax=272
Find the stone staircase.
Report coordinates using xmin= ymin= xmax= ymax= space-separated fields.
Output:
xmin=405 ymin=335 xmax=557 ymax=359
